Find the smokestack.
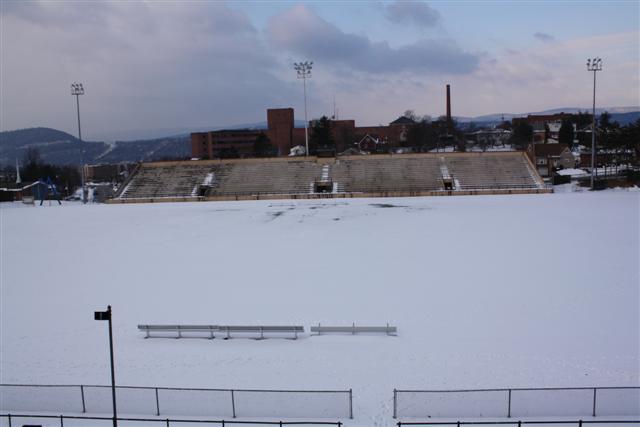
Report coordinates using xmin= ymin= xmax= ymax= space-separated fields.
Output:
xmin=446 ymin=84 xmax=452 ymax=134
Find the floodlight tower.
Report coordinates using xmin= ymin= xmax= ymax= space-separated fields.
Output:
xmin=294 ymin=61 xmax=313 ymax=156
xmin=586 ymin=58 xmax=602 ymax=190
xmin=71 ymin=82 xmax=86 ymax=202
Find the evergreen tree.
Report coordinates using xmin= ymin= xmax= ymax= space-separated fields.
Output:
xmin=572 ymin=111 xmax=593 ymax=129
xmin=253 ymin=132 xmax=273 ymax=157
xmin=509 ymin=121 xmax=533 ymax=149
xmin=310 ymin=116 xmax=334 ymax=149
xmin=558 ymin=118 xmax=574 ymax=147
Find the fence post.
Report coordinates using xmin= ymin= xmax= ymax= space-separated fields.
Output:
xmin=508 ymin=389 xmax=512 ymax=418
xmin=579 ymin=420 xmax=583 ymax=427
xmin=156 ymin=387 xmax=160 ymax=416
xmin=518 ymin=421 xmax=521 ymax=427
xmin=231 ymin=390 xmax=236 ymax=418
xmin=349 ymin=388 xmax=353 ymax=419
xmin=60 ymin=414 xmax=64 ymax=427
xmin=7 ymin=413 xmax=10 ymax=427
xmin=80 ymin=385 xmax=86 ymax=413
xmin=393 ymin=389 xmax=397 ymax=419
xmin=166 ymin=418 xmax=169 ymax=427
xmin=592 ymin=388 xmax=597 ymax=417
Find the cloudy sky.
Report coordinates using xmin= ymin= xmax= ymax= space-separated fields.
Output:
xmin=1 ymin=0 xmax=639 ymax=141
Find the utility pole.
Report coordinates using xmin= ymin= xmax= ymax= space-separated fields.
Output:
xmin=71 ymin=82 xmax=86 ymax=202
xmin=586 ymin=58 xmax=602 ymax=190
xmin=294 ymin=61 xmax=313 ymax=156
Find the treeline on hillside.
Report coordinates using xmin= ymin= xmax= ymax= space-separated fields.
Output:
xmin=0 ymin=127 xmax=79 ymax=148
xmin=0 ymin=127 xmax=191 ymax=166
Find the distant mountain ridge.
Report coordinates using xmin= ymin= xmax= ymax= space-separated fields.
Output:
xmin=0 ymin=127 xmax=190 ymax=167
xmin=1 ymin=107 xmax=638 ymax=167
xmin=93 ymin=119 xmax=307 ymax=141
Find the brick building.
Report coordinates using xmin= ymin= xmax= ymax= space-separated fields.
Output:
xmin=191 ymin=108 xmax=294 ymax=159
xmin=191 ymin=108 xmax=416 ymax=159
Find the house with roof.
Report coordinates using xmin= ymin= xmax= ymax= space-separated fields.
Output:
xmin=527 ymin=143 xmax=576 ymax=176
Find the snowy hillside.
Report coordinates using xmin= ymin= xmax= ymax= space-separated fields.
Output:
xmin=0 ymin=193 xmax=638 ymax=426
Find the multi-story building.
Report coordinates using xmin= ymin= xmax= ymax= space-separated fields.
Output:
xmin=191 ymin=108 xmax=416 ymax=159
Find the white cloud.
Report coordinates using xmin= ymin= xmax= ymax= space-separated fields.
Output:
xmin=0 ymin=2 xmax=293 ymax=138
xmin=266 ymin=5 xmax=478 ymax=75
xmin=1 ymin=2 xmax=637 ymax=138
xmin=384 ymin=1 xmax=440 ymax=28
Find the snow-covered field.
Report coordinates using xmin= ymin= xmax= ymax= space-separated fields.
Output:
xmin=1 ymin=192 xmax=639 ymax=426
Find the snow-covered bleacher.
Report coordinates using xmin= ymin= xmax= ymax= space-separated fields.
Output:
xmin=112 ymin=152 xmax=545 ymax=202
xmin=331 ymin=156 xmax=444 ymax=193
xmin=209 ymin=160 xmax=322 ymax=196
xmin=445 ymin=153 xmax=543 ymax=190
xmin=117 ymin=163 xmax=228 ymax=200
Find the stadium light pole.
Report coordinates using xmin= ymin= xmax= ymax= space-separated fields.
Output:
xmin=586 ymin=58 xmax=602 ymax=190
xmin=71 ymin=82 xmax=86 ymax=203
xmin=294 ymin=61 xmax=313 ymax=156
xmin=94 ymin=305 xmax=118 ymax=427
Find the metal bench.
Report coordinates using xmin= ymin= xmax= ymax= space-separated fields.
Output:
xmin=219 ymin=325 xmax=304 ymax=340
xmin=310 ymin=323 xmax=397 ymax=336
xmin=138 ymin=325 xmax=219 ymax=339
xmin=137 ymin=324 xmax=304 ymax=340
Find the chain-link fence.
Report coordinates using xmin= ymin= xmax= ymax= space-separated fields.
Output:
xmin=396 ymin=420 xmax=640 ymax=427
xmin=393 ymin=387 xmax=640 ymax=418
xmin=1 ymin=413 xmax=344 ymax=427
xmin=0 ymin=384 xmax=352 ymax=419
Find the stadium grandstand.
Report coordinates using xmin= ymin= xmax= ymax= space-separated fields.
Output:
xmin=108 ymin=152 xmax=549 ymax=203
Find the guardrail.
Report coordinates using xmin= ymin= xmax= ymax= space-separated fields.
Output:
xmin=393 ymin=387 xmax=640 ymax=419
xmin=0 ymin=384 xmax=353 ymax=419
xmin=0 ymin=413 xmax=343 ymax=427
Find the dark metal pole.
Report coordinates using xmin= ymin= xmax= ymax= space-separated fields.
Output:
xmin=81 ymin=385 xmax=86 ymax=413
xmin=591 ymin=68 xmax=596 ymax=190
xmin=349 ymin=388 xmax=353 ymax=419
xmin=75 ymin=93 xmax=86 ymax=204
xmin=76 ymin=94 xmax=82 ymax=142
xmin=231 ymin=390 xmax=236 ymax=418
xmin=393 ymin=389 xmax=397 ymax=419
xmin=108 ymin=305 xmax=118 ymax=427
